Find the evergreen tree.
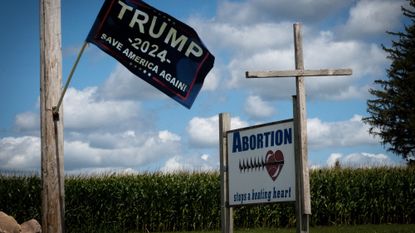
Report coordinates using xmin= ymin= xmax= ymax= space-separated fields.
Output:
xmin=363 ymin=0 xmax=415 ymax=164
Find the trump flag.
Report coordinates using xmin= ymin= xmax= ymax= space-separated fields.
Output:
xmin=87 ymin=0 xmax=215 ymax=108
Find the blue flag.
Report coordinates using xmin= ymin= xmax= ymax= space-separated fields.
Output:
xmin=87 ymin=0 xmax=215 ymax=108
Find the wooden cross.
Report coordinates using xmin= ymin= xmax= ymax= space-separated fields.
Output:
xmin=245 ymin=23 xmax=352 ymax=233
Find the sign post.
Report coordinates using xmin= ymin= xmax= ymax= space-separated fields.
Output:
xmin=219 ymin=113 xmax=233 ymax=233
xmin=246 ymin=23 xmax=352 ymax=233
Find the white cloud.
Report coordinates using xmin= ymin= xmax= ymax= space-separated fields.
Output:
xmin=308 ymin=115 xmax=378 ymax=149
xmin=189 ymin=19 xmax=294 ymax=55
xmin=187 ymin=116 xmax=218 ymax=148
xmin=230 ymin=117 xmax=249 ymax=130
xmin=64 ymin=140 xmax=103 ymax=167
xmin=0 ymin=136 xmax=40 ymax=169
xmin=192 ymin=11 xmax=388 ymax=102
xmin=0 ymin=129 xmax=182 ymax=171
xmin=159 ymin=130 xmax=181 ymax=142
xmin=64 ymin=130 xmax=182 ymax=170
xmin=160 ymin=153 xmax=216 ymax=173
xmin=64 ymin=87 xmax=141 ymax=130
xmin=244 ymin=95 xmax=276 ymax=119
xmin=340 ymin=0 xmax=405 ymax=39
xmin=216 ymin=0 xmax=350 ymax=25
xmin=304 ymin=32 xmax=387 ymax=77
xmin=201 ymin=154 xmax=210 ymax=161
xmin=161 ymin=156 xmax=184 ymax=173
xmin=227 ymin=48 xmax=295 ymax=93
xmin=187 ymin=115 xmax=248 ymax=148
xmin=327 ymin=152 xmax=401 ymax=168
xmin=201 ymin=68 xmax=220 ymax=91
xmin=85 ymin=130 xmax=146 ymax=149
xmin=14 ymin=112 xmax=39 ymax=131
xmin=215 ymin=26 xmax=386 ymax=101
xmin=313 ymin=85 xmax=371 ymax=101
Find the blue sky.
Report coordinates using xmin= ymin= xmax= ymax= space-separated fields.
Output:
xmin=0 ymin=0 xmax=409 ymax=173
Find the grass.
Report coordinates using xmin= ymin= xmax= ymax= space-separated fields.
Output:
xmin=162 ymin=225 xmax=415 ymax=233
xmin=307 ymin=224 xmax=415 ymax=233
xmin=68 ymin=224 xmax=415 ymax=233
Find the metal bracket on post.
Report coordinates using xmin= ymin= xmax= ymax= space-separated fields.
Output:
xmin=52 ymin=107 xmax=60 ymax=122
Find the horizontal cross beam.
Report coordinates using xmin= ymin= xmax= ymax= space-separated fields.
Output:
xmin=246 ymin=68 xmax=352 ymax=79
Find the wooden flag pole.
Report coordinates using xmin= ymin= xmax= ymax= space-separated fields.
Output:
xmin=40 ymin=0 xmax=65 ymax=232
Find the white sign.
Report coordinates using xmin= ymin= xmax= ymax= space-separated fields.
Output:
xmin=227 ymin=119 xmax=296 ymax=206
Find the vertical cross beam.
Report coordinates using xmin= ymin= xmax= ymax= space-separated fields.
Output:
xmin=293 ymin=23 xmax=311 ymax=233
xmin=245 ymin=23 xmax=352 ymax=233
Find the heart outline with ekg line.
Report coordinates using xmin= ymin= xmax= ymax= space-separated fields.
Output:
xmin=265 ymin=150 xmax=284 ymax=181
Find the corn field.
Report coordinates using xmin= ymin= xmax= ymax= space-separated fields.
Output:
xmin=0 ymin=167 xmax=415 ymax=233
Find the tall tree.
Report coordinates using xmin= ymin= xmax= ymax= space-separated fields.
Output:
xmin=363 ymin=0 xmax=415 ymax=164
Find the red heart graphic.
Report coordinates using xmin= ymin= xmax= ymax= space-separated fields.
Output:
xmin=265 ymin=150 xmax=284 ymax=181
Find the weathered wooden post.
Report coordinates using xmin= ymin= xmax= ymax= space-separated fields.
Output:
xmin=219 ymin=113 xmax=233 ymax=233
xmin=40 ymin=0 xmax=65 ymax=232
xmin=293 ymin=24 xmax=311 ymax=232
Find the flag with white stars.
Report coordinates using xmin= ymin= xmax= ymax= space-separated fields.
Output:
xmin=87 ymin=0 xmax=215 ymax=108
